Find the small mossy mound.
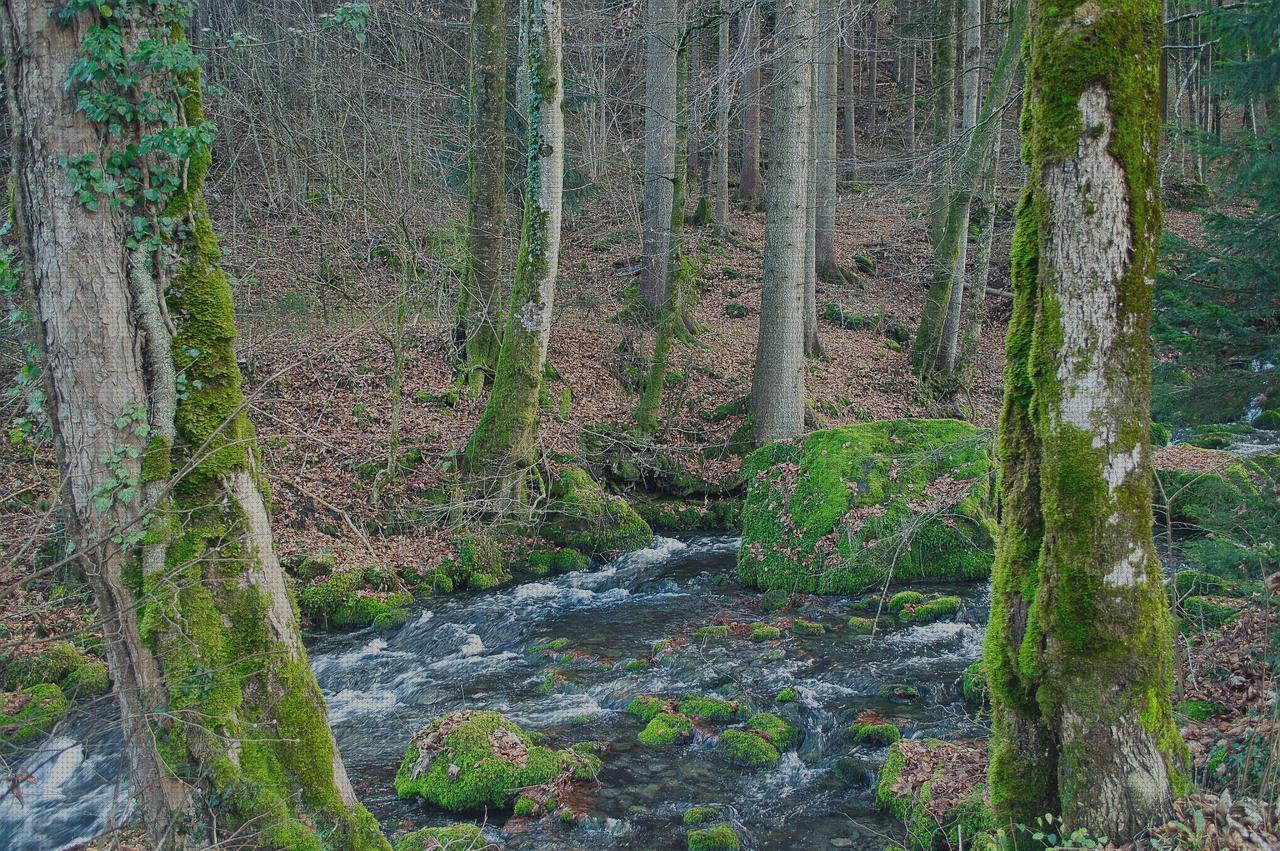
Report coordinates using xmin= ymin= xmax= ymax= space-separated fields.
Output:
xmin=1179 ymin=596 xmax=1240 ymax=632
xmin=298 ymin=567 xmax=414 ymax=629
xmin=718 ymin=729 xmax=779 ymax=768
xmin=898 ymin=595 xmax=961 ymax=625
xmin=962 ymin=660 xmax=988 ymax=707
xmin=822 ymin=303 xmax=910 ymax=344
xmin=63 ymin=660 xmax=110 ymax=697
xmin=1179 ymin=698 xmax=1226 ymax=722
xmin=683 ymin=806 xmax=720 ymax=826
xmin=635 ymin=496 xmax=742 ymax=534
xmin=394 ymin=711 xmax=566 ymax=812
xmin=849 ymin=711 xmax=902 ymax=746
xmin=876 ymin=739 xmax=993 ymax=850
xmin=638 ymin=712 xmax=693 ymax=747
xmin=693 ymin=625 xmax=732 ymax=640
xmin=392 ymin=824 xmax=488 ymax=851
xmin=746 ymin=712 xmax=800 ymax=749
xmin=626 ymin=695 xmax=667 ymax=722
xmin=846 ymin=616 xmax=876 ymax=634
xmin=877 ymin=684 xmax=920 ymax=701
xmin=542 ymin=466 xmax=653 ymax=557
xmin=5 ymin=642 xmax=110 ymax=698
xmin=1172 ymin=568 xmax=1230 ymax=598
xmin=887 ymin=591 xmax=924 ymax=615
xmin=678 ymin=695 xmax=741 ymax=722
xmin=452 ymin=534 xmax=511 ymax=591
xmin=791 ymin=618 xmax=825 ymax=635
xmin=750 ymin=623 xmax=782 ymax=641
xmin=1254 ymin=409 xmax=1280 ymax=430
xmin=775 ymin=687 xmax=797 ymax=703
xmin=760 ymin=589 xmax=790 ymax=613
xmin=0 ymin=684 xmax=68 ymax=747
xmin=687 ymin=822 xmax=741 ymax=851
xmin=738 ymin=420 xmax=994 ymax=595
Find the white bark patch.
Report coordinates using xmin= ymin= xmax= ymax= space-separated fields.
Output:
xmin=1045 ymin=85 xmax=1132 ymax=453
xmin=516 ymin=300 xmax=543 ymax=332
xmin=1103 ymin=442 xmax=1142 ymax=495
xmin=1104 ymin=545 xmax=1146 ymax=587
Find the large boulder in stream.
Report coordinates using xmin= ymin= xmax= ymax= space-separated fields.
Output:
xmin=394 ymin=710 xmax=599 ymax=813
xmin=737 ymin=420 xmax=995 ymax=594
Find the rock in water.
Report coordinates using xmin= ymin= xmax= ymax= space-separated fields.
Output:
xmin=737 ymin=419 xmax=994 ymax=594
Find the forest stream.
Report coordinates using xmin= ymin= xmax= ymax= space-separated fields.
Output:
xmin=0 ymin=535 xmax=990 ymax=850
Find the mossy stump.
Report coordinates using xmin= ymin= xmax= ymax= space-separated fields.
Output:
xmin=541 ymin=466 xmax=653 ymax=557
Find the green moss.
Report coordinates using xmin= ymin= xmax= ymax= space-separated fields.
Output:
xmin=962 ymin=660 xmax=989 ymax=707
xmin=532 ymin=637 xmax=570 ymax=654
xmin=6 ymin=641 xmax=84 ymax=689
xmin=899 ymin=595 xmax=961 ymax=625
xmin=846 ymin=616 xmax=876 ymax=634
xmin=552 ymin=548 xmax=590 ymax=573
xmin=751 ymin=623 xmax=782 ymax=641
xmin=1178 ymin=698 xmax=1225 ymax=722
xmin=887 ymin=591 xmax=925 ymax=615
xmin=541 ymin=466 xmax=653 ymax=556
xmin=524 ymin=551 xmax=554 ymax=576
xmin=1179 ymin=596 xmax=1240 ymax=631
xmin=874 ymin=740 xmax=992 ymax=850
xmin=1254 ymin=409 xmax=1280 ymax=430
xmin=746 ymin=712 xmax=799 ymax=749
xmin=718 ymin=729 xmax=779 ymax=768
xmin=683 ymin=806 xmax=720 ymax=826
xmin=394 ymin=711 xmax=564 ymax=812
xmin=0 ymin=684 xmax=68 ymax=747
xmin=775 ymin=687 xmax=797 ymax=703
xmin=637 ymin=712 xmax=693 ymax=746
xmin=298 ymin=571 xmax=413 ymax=630
xmin=693 ymin=625 xmax=732 ymax=640
xmin=849 ymin=721 xmax=901 ymax=746
xmin=455 ymin=534 xmax=510 ymax=590
xmin=678 ymin=695 xmax=740 ymax=722
xmin=513 ymin=795 xmax=537 ymax=816
xmin=63 ymin=660 xmax=109 ymax=697
xmin=687 ymin=822 xmax=740 ymax=851
xmin=760 ymin=589 xmax=790 ymax=613
xmin=392 ymin=824 xmax=486 ymax=851
xmin=791 ymin=619 xmax=825 ymax=636
xmin=877 ymin=684 xmax=919 ymax=701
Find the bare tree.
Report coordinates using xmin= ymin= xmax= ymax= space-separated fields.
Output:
xmin=738 ymin=2 xmax=764 ymax=208
xmin=641 ymin=0 xmax=679 ymax=307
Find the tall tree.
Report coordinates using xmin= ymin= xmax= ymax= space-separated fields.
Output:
xmin=458 ymin=0 xmax=509 ymax=387
xmin=641 ymin=0 xmax=679 ymax=307
xmin=866 ymin=2 xmax=878 ymax=139
xmin=839 ymin=1 xmax=858 ymax=174
xmin=803 ymin=5 xmax=822 ymax=358
xmin=752 ymin=0 xmax=814 ymax=443
xmin=814 ymin=0 xmax=841 ymax=286
xmin=926 ymin=0 xmax=958 ymax=244
xmin=1 ymin=3 xmax=387 ymax=847
xmin=738 ymin=3 xmax=764 ymax=208
xmin=713 ymin=2 xmax=732 ymax=230
xmin=984 ymin=0 xmax=1188 ymax=839
xmin=464 ymin=0 xmax=565 ymax=503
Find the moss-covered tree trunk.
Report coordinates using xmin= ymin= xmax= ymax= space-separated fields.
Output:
xmin=464 ymin=0 xmax=564 ymax=504
xmin=3 ymin=5 xmax=387 ymax=847
xmin=739 ymin=2 xmax=764 ymax=208
xmin=909 ymin=0 xmax=1026 ymax=379
xmin=926 ymin=0 xmax=957 ymax=245
xmin=458 ymin=0 xmax=509 ymax=387
xmin=984 ymin=0 xmax=1188 ymax=840
xmin=752 ymin=0 xmax=814 ymax=444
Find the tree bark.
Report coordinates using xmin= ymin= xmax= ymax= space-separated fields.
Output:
xmin=839 ymin=1 xmax=858 ymax=176
xmin=927 ymin=0 xmax=958 ymax=245
xmin=459 ymin=0 xmax=508 ymax=386
xmin=739 ymin=4 xmax=764 ymax=208
xmin=464 ymin=0 xmax=564 ymax=505
xmin=866 ymin=5 xmax=878 ymax=139
xmin=641 ymin=0 xmax=678 ymax=307
xmin=713 ymin=3 xmax=731 ymax=230
xmin=984 ymin=0 xmax=1187 ymax=839
xmin=814 ymin=0 xmax=840 ymax=285
xmin=2 ymin=5 xmax=386 ymax=846
xmin=752 ymin=0 xmax=813 ymax=444
xmin=957 ymin=118 xmax=1000 ymax=382
xmin=803 ymin=6 xmax=822 ymax=358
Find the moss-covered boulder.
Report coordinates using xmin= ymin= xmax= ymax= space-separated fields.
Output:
xmin=394 ymin=711 xmax=569 ymax=812
xmin=5 ymin=641 xmax=110 ymax=698
xmin=849 ymin=711 xmax=902 ymax=746
xmin=0 ymin=684 xmax=68 ymax=747
xmin=542 ymin=466 xmax=653 ymax=557
xmin=298 ymin=569 xmax=414 ymax=629
xmin=393 ymin=824 xmax=489 ymax=851
xmin=638 ymin=712 xmax=693 ymax=746
xmin=897 ymin=595 xmax=962 ymax=625
xmin=678 ymin=695 xmax=742 ymax=722
xmin=738 ymin=420 xmax=994 ymax=594
xmin=876 ymin=739 xmax=993 ymax=849
xmin=718 ymin=729 xmax=779 ymax=768
xmin=687 ymin=822 xmax=741 ymax=851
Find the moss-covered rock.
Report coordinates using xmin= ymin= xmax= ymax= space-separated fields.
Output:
xmin=638 ymin=712 xmax=693 ymax=746
xmin=750 ymin=623 xmax=782 ymax=641
xmin=678 ymin=695 xmax=741 ymax=722
xmin=542 ymin=466 xmax=653 ymax=556
xmin=898 ymin=595 xmax=961 ymax=625
xmin=394 ymin=711 xmax=567 ymax=812
xmin=887 ymin=591 xmax=924 ymax=615
xmin=0 ymin=684 xmax=68 ymax=747
xmin=1179 ymin=596 xmax=1240 ymax=631
xmin=849 ymin=716 xmax=902 ymax=746
xmin=392 ymin=824 xmax=488 ymax=851
xmin=746 ymin=712 xmax=800 ymax=749
xmin=454 ymin=534 xmax=511 ymax=590
xmin=791 ymin=618 xmax=825 ymax=635
xmin=626 ymin=694 xmax=667 ymax=722
xmin=683 ymin=806 xmax=720 ymax=826
xmin=738 ymin=421 xmax=994 ymax=595
xmin=5 ymin=641 xmax=84 ymax=689
xmin=63 ymin=660 xmax=110 ymax=697
xmin=775 ymin=687 xmax=797 ymax=703
xmin=687 ymin=822 xmax=740 ymax=851
xmin=1254 ymin=409 xmax=1280 ymax=430
xmin=298 ymin=569 xmax=414 ymax=629
xmin=846 ymin=616 xmax=876 ymax=634
xmin=962 ymin=659 xmax=988 ymax=707
xmin=760 ymin=589 xmax=790 ymax=613
xmin=877 ymin=684 xmax=920 ymax=701
xmin=635 ymin=496 xmax=743 ymax=534
xmin=718 ymin=729 xmax=779 ymax=768
xmin=693 ymin=624 xmax=732 ymax=640
xmin=876 ymin=739 xmax=993 ymax=850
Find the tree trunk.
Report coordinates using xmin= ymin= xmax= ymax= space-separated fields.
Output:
xmin=459 ymin=0 xmax=508 ymax=387
xmin=903 ymin=1 xmax=916 ymax=150
xmin=957 ymin=117 xmax=1000 ymax=383
xmin=839 ymin=2 xmax=858 ymax=176
xmin=910 ymin=0 xmax=1025 ymax=378
xmin=713 ymin=4 xmax=731 ymax=230
xmin=866 ymin=6 xmax=878 ymax=139
xmin=933 ymin=0 xmax=982 ymax=374
xmin=739 ymin=4 xmax=764 ymax=208
xmin=927 ymin=0 xmax=957 ymax=244
xmin=464 ymin=0 xmax=564 ymax=505
xmin=641 ymin=0 xmax=678 ymax=307
xmin=2 ymin=5 xmax=386 ymax=846
xmin=803 ymin=6 xmax=822 ymax=358
xmin=814 ymin=0 xmax=840 ymax=285
xmin=984 ymin=0 xmax=1188 ymax=839
xmin=752 ymin=0 xmax=814 ymax=444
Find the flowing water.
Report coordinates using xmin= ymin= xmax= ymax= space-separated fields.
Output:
xmin=1 ymin=536 xmax=989 ymax=850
